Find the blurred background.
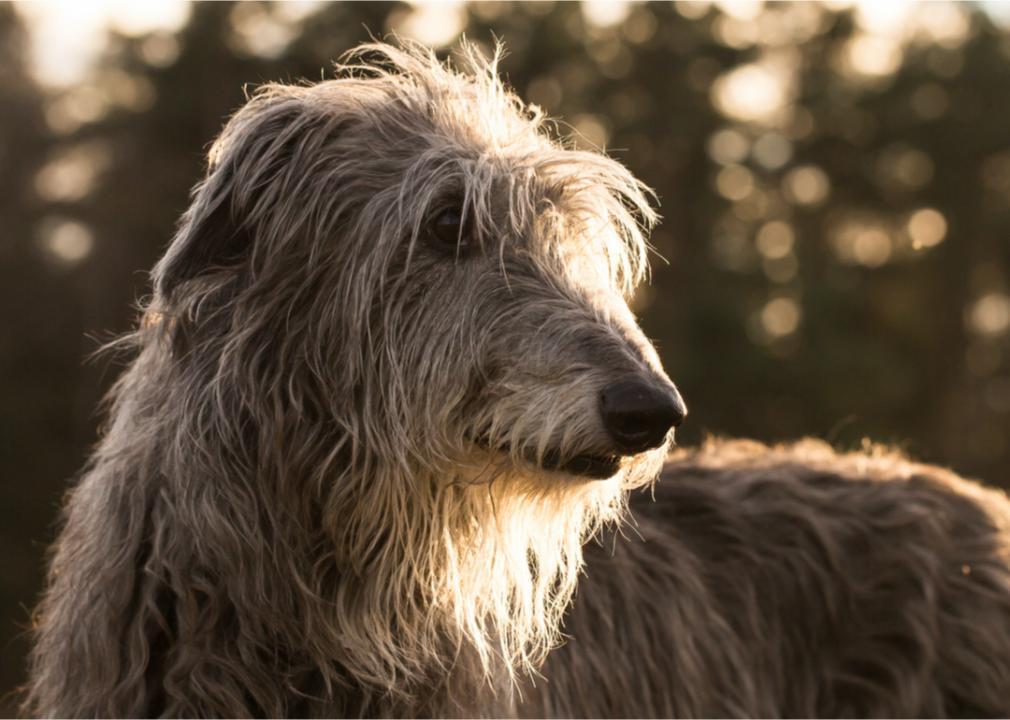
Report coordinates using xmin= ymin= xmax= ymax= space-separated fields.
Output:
xmin=3 ymin=0 xmax=1010 ymax=710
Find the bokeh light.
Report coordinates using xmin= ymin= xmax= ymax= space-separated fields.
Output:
xmin=712 ymin=60 xmax=792 ymax=125
xmin=36 ymin=218 xmax=94 ymax=265
xmin=582 ymin=0 xmax=632 ymax=29
xmin=782 ymin=166 xmax=830 ymax=206
xmin=17 ymin=0 xmax=191 ymax=86
xmin=394 ymin=1 xmax=467 ymax=49
xmin=760 ymin=297 xmax=802 ymax=338
xmin=969 ymin=293 xmax=1010 ymax=338
xmin=755 ymin=221 xmax=795 ymax=260
xmin=906 ymin=208 xmax=947 ymax=250
xmin=34 ymin=142 xmax=111 ymax=203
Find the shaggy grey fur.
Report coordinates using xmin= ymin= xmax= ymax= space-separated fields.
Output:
xmin=25 ymin=42 xmax=1010 ymax=718
xmin=528 ymin=439 xmax=1010 ymax=717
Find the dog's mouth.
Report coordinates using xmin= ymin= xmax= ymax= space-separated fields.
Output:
xmin=471 ymin=435 xmax=622 ymax=480
xmin=540 ymin=448 xmax=622 ymax=480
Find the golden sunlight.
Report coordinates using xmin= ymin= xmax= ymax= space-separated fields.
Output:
xmin=969 ymin=293 xmax=1010 ymax=338
xmin=17 ymin=0 xmax=191 ymax=86
xmin=906 ymin=208 xmax=948 ymax=250
xmin=711 ymin=60 xmax=791 ymax=125
xmin=37 ymin=218 xmax=94 ymax=265
xmin=394 ymin=2 xmax=467 ymax=49
xmin=581 ymin=0 xmax=633 ymax=29
xmin=782 ymin=165 xmax=830 ymax=206
xmin=760 ymin=297 xmax=801 ymax=338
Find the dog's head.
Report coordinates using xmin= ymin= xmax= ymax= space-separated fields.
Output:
xmin=143 ymin=40 xmax=688 ymax=691
xmin=151 ymin=42 xmax=684 ymax=492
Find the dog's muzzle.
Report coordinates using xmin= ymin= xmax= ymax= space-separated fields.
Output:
xmin=544 ymin=379 xmax=685 ymax=480
xmin=471 ymin=379 xmax=686 ymax=481
xmin=598 ymin=379 xmax=686 ymax=455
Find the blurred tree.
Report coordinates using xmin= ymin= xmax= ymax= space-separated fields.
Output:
xmin=0 ymin=4 xmax=58 ymax=711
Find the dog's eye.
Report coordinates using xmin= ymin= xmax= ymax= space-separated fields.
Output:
xmin=428 ymin=208 xmax=474 ymax=255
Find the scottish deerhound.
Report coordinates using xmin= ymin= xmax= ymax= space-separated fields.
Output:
xmin=26 ymin=42 xmax=1010 ymax=718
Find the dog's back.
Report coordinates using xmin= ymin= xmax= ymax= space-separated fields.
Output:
xmin=527 ymin=439 xmax=1010 ymax=717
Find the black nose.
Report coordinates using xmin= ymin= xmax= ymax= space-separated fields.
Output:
xmin=599 ymin=380 xmax=686 ymax=454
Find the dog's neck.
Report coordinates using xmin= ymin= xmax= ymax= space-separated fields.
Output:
xmin=118 ymin=331 xmax=632 ymax=714
xmin=313 ymin=461 xmax=625 ymax=714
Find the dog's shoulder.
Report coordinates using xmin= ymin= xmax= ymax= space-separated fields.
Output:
xmin=588 ymin=439 xmax=1010 ymax=716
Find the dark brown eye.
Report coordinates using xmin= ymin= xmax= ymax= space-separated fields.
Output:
xmin=427 ymin=207 xmax=474 ymax=255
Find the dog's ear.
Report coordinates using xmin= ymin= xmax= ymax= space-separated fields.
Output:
xmin=153 ymin=88 xmax=306 ymax=299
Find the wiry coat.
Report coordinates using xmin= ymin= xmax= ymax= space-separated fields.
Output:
xmin=25 ymin=42 xmax=1010 ymax=718
xmin=531 ymin=439 xmax=1010 ymax=717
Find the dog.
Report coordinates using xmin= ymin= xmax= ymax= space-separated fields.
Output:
xmin=25 ymin=42 xmax=1010 ymax=717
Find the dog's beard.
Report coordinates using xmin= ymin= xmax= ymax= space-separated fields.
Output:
xmin=421 ymin=441 xmax=664 ymax=681
xmin=440 ymin=456 xmax=625 ymax=678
